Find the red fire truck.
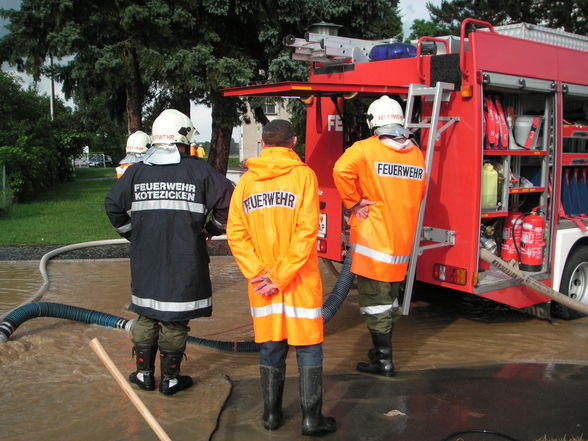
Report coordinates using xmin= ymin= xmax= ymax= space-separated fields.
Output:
xmin=224 ymin=18 xmax=588 ymax=319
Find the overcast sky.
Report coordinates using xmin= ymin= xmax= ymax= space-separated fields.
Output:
xmin=0 ymin=0 xmax=440 ymax=141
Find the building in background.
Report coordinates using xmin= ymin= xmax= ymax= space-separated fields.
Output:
xmin=238 ymin=100 xmax=291 ymax=164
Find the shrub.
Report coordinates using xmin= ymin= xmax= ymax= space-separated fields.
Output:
xmin=0 ymin=72 xmax=87 ymax=201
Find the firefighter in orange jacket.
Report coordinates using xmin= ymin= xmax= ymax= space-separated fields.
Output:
xmin=333 ymin=96 xmax=426 ymax=377
xmin=227 ymin=119 xmax=336 ymax=437
xmin=115 ymin=130 xmax=150 ymax=179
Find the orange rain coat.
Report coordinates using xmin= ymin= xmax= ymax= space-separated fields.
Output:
xmin=333 ymin=136 xmax=426 ymax=283
xmin=227 ymin=147 xmax=324 ymax=346
xmin=115 ymin=163 xmax=131 ymax=179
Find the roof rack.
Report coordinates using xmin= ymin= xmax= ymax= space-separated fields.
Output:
xmin=488 ymin=23 xmax=588 ymax=52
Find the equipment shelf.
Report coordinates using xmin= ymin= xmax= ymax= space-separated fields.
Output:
xmin=562 ymin=153 xmax=588 ymax=166
xmin=479 ymin=77 xmax=555 ymax=284
xmin=484 ymin=150 xmax=547 ymax=156
xmin=509 ymin=186 xmax=545 ymax=194
xmin=481 ymin=211 xmax=508 ymax=218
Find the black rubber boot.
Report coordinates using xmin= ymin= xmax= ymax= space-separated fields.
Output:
xmin=158 ymin=349 xmax=194 ymax=395
xmin=260 ymin=365 xmax=286 ymax=431
xmin=356 ymin=331 xmax=395 ymax=377
xmin=299 ymin=366 xmax=336 ymax=436
xmin=129 ymin=344 xmax=157 ymax=391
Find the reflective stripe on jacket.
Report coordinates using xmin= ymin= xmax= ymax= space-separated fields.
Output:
xmin=227 ymin=147 xmax=323 ymax=346
xmin=333 ymin=136 xmax=426 ymax=282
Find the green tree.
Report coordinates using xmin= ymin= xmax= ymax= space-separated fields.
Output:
xmin=1 ymin=0 xmax=404 ymax=177
xmin=0 ymin=0 xmax=211 ymax=159
xmin=426 ymin=0 xmax=588 ymax=35
xmin=1 ymin=1 xmax=144 ymax=135
xmin=408 ymin=18 xmax=451 ymax=40
xmin=189 ymin=0 xmax=404 ymax=174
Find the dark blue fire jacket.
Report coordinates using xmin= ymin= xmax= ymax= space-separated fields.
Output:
xmin=105 ymin=155 xmax=234 ymax=322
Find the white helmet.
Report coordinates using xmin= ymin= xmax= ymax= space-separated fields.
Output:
xmin=366 ymin=95 xmax=412 ymax=138
xmin=151 ymin=109 xmax=195 ymax=146
xmin=126 ymin=130 xmax=150 ymax=154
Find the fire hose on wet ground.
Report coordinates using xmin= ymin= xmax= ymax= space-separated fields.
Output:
xmin=0 ymin=239 xmax=355 ymax=349
xmin=3 ymin=240 xmax=587 ymax=347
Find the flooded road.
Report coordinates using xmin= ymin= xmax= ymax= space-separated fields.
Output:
xmin=1 ymin=256 xmax=587 ymax=440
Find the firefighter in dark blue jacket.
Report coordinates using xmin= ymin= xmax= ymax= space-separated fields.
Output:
xmin=105 ymin=109 xmax=234 ymax=395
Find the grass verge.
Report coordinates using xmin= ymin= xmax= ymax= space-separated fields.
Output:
xmin=0 ymin=167 xmax=120 ymax=245
xmin=0 ymin=158 xmax=242 ymax=246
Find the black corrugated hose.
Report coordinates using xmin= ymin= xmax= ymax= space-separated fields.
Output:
xmin=0 ymin=241 xmax=354 ymax=352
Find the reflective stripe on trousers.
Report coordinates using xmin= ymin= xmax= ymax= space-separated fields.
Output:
xmin=360 ymin=299 xmax=400 ymax=316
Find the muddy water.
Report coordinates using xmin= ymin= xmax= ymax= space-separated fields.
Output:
xmin=0 ymin=261 xmax=42 ymax=312
xmin=1 ymin=257 xmax=588 ymax=441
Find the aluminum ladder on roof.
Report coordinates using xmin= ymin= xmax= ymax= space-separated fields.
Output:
xmin=401 ymin=82 xmax=459 ymax=315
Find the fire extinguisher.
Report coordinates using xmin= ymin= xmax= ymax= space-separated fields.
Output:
xmin=519 ymin=211 xmax=545 ymax=272
xmin=500 ymin=211 xmax=523 ymax=262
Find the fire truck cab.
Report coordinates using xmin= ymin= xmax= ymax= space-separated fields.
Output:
xmin=224 ymin=18 xmax=588 ymax=318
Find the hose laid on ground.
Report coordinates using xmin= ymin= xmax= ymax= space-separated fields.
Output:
xmin=0 ymin=240 xmax=354 ymax=350
xmin=0 ymin=301 xmax=262 ymax=351
xmin=0 ymin=239 xmax=128 ymax=322
xmin=480 ymin=248 xmax=588 ymax=316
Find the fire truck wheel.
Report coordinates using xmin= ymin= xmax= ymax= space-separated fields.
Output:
xmin=552 ymin=246 xmax=588 ymax=320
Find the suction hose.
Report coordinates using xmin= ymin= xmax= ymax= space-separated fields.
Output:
xmin=0 ymin=241 xmax=354 ymax=350
xmin=0 ymin=301 xmax=260 ymax=351
xmin=0 ymin=239 xmax=128 ymax=322
xmin=322 ymin=253 xmax=354 ymax=323
xmin=0 ymin=302 xmax=132 ymax=343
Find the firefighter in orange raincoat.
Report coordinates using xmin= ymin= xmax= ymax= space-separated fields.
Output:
xmin=115 ymin=130 xmax=150 ymax=179
xmin=333 ymin=96 xmax=426 ymax=377
xmin=227 ymin=119 xmax=336 ymax=437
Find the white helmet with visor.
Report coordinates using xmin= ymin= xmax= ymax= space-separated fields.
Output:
xmin=144 ymin=109 xmax=196 ymax=165
xmin=366 ymin=95 xmax=413 ymax=138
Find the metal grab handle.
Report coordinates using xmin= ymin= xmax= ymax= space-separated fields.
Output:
xmin=459 ymin=18 xmax=495 ymax=79
xmin=416 ymin=37 xmax=450 ymax=81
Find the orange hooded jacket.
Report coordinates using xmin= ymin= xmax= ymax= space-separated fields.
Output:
xmin=227 ymin=147 xmax=323 ymax=346
xmin=333 ymin=136 xmax=426 ymax=282
xmin=115 ymin=163 xmax=131 ymax=179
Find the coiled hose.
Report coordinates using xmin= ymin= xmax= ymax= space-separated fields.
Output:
xmin=0 ymin=241 xmax=354 ymax=351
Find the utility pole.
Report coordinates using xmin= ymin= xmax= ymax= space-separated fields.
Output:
xmin=49 ymin=55 xmax=55 ymax=121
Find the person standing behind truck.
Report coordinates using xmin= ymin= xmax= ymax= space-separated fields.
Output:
xmin=332 ymin=96 xmax=426 ymax=377
xmin=189 ymin=143 xmax=206 ymax=158
xmin=105 ymin=109 xmax=234 ymax=395
xmin=196 ymin=144 xmax=206 ymax=158
xmin=227 ymin=119 xmax=336 ymax=436
xmin=115 ymin=130 xmax=150 ymax=179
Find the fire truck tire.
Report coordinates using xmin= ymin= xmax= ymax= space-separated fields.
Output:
xmin=552 ymin=246 xmax=588 ymax=320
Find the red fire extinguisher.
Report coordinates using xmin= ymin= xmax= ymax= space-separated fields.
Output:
xmin=500 ymin=211 xmax=523 ymax=262
xmin=519 ymin=212 xmax=545 ymax=272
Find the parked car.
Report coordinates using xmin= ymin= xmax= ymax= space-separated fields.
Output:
xmin=88 ymin=154 xmax=113 ymax=168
